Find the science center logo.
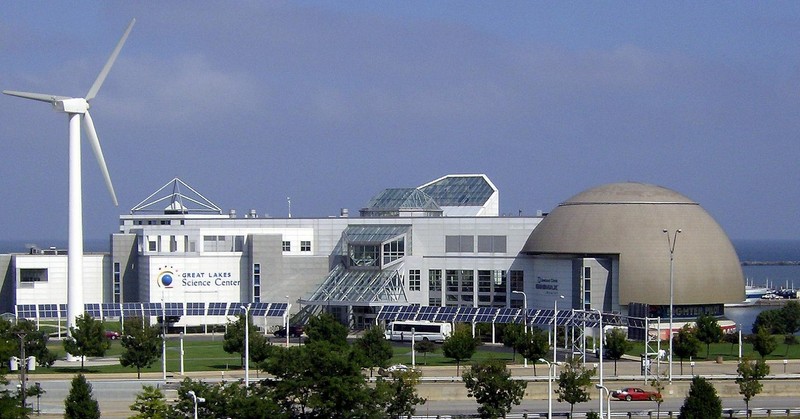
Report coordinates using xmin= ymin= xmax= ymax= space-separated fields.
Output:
xmin=157 ymin=266 xmax=178 ymax=288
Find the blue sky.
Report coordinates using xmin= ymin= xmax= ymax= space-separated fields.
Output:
xmin=1 ymin=2 xmax=799 ymax=242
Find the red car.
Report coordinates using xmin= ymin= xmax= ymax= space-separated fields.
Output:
xmin=611 ymin=387 xmax=660 ymax=401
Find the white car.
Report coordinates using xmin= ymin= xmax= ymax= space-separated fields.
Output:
xmin=386 ymin=364 xmax=409 ymax=373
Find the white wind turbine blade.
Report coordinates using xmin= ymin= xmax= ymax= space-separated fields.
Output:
xmin=2 ymin=90 xmax=69 ymax=103
xmin=85 ymin=18 xmax=136 ymax=102
xmin=83 ymin=110 xmax=118 ymax=206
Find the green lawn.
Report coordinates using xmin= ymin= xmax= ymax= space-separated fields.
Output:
xmin=30 ymin=333 xmax=800 ymax=376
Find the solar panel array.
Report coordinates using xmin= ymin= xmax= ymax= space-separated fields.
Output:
xmin=377 ymin=305 xmax=610 ymax=327
xmin=15 ymin=302 xmax=289 ymax=321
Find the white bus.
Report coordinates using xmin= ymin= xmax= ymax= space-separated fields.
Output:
xmin=384 ymin=320 xmax=452 ymax=343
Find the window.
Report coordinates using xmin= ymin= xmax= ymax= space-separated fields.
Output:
xmin=282 ymin=241 xmax=291 ymax=252
xmin=446 ymin=270 xmax=460 ymax=292
xmin=477 ymin=235 xmax=507 ymax=253
xmin=460 ymin=270 xmax=474 ymax=293
xmin=493 ymin=271 xmax=507 ymax=291
xmin=429 ymin=269 xmax=442 ymax=292
xmin=478 ymin=271 xmax=492 ymax=293
xmin=170 ymin=236 xmax=178 ymax=252
xmin=584 ymin=266 xmax=591 ymax=279
xmin=301 ymin=241 xmax=311 ymax=252
xmin=382 ymin=237 xmax=405 ymax=265
xmin=253 ymin=264 xmax=261 ymax=303
xmin=113 ymin=263 xmax=121 ymax=303
xmin=20 ymin=268 xmax=47 ymax=283
xmin=429 ymin=297 xmax=442 ymax=306
xmin=408 ymin=269 xmax=421 ymax=291
xmin=349 ymin=244 xmax=379 ymax=267
xmin=445 ymin=235 xmax=474 ymax=253
xmin=510 ymin=270 xmax=524 ymax=292
xmin=148 ymin=240 xmax=157 ymax=252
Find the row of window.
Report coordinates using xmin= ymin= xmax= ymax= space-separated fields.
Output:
xmin=445 ymin=235 xmax=507 ymax=253
xmin=282 ymin=240 xmax=312 ymax=252
xmin=406 ymin=269 xmax=524 ymax=294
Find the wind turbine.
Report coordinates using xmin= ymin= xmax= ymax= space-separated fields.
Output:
xmin=4 ymin=19 xmax=135 ymax=351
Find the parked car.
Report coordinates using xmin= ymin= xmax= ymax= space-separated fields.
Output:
xmin=386 ymin=364 xmax=409 ymax=373
xmin=611 ymin=387 xmax=660 ymax=401
xmin=105 ymin=331 xmax=121 ymax=340
xmin=273 ymin=325 xmax=304 ymax=338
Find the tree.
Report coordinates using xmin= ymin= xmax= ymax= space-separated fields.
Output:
xmin=304 ymin=313 xmax=349 ymax=347
xmin=650 ymin=372 xmax=667 ymax=419
xmin=354 ymin=325 xmax=393 ymax=376
xmin=751 ymin=327 xmax=777 ymax=360
xmin=603 ymin=327 xmax=632 ymax=375
xmin=170 ymin=378 xmax=283 ymax=419
xmin=516 ymin=328 xmax=549 ymax=376
xmin=752 ymin=309 xmax=785 ymax=335
xmin=463 ymin=359 xmax=527 ymax=419
xmin=501 ymin=324 xmax=524 ymax=363
xmin=781 ymin=300 xmax=800 ymax=334
xmin=555 ymin=357 xmax=596 ymax=418
xmin=7 ymin=319 xmax=57 ymax=368
xmin=129 ymin=385 xmax=169 ymax=419
xmin=672 ymin=324 xmax=701 ymax=374
xmin=415 ymin=339 xmax=437 ymax=365
xmin=736 ymin=358 xmax=769 ymax=418
xmin=442 ymin=326 xmax=480 ymax=374
xmin=62 ymin=314 xmax=111 ymax=370
xmin=64 ymin=374 xmax=100 ymax=419
xmin=695 ymin=313 xmax=723 ymax=359
xmin=119 ymin=317 xmax=161 ymax=379
xmin=223 ymin=312 xmax=269 ymax=367
xmin=678 ymin=376 xmax=721 ymax=419
xmin=376 ymin=369 xmax=427 ymax=418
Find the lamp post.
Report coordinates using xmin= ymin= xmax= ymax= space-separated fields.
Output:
xmin=240 ymin=304 xmax=250 ymax=388
xmin=663 ymin=228 xmax=681 ymax=384
xmin=187 ymin=390 xmax=205 ymax=419
xmin=512 ymin=290 xmax=528 ymax=367
xmin=595 ymin=384 xmax=612 ymax=419
xmin=595 ymin=309 xmax=604 ymax=418
xmin=179 ymin=332 xmax=185 ymax=376
xmin=161 ymin=296 xmax=166 ymax=382
xmin=285 ymin=295 xmax=290 ymax=348
xmin=411 ymin=327 xmax=416 ymax=368
xmin=539 ymin=358 xmax=561 ymax=419
xmin=553 ymin=295 xmax=564 ymax=363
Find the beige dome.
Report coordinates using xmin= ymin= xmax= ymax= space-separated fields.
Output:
xmin=523 ymin=183 xmax=744 ymax=306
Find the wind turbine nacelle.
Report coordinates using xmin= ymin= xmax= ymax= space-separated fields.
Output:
xmin=54 ymin=98 xmax=89 ymax=114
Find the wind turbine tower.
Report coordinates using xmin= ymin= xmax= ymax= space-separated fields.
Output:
xmin=4 ymin=20 xmax=135 ymax=354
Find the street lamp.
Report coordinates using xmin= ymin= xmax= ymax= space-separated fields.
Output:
xmin=179 ymin=332 xmax=185 ymax=376
xmin=663 ymin=228 xmax=681 ymax=384
xmin=240 ymin=304 xmax=250 ymax=388
xmin=512 ymin=290 xmax=528 ymax=367
xmin=595 ymin=309 xmax=604 ymax=418
xmin=187 ymin=390 xmax=205 ymax=419
xmin=285 ymin=295 xmax=290 ymax=348
xmin=553 ymin=295 xmax=564 ymax=363
xmin=539 ymin=358 xmax=561 ymax=419
xmin=595 ymin=384 xmax=612 ymax=419
xmin=411 ymin=327 xmax=416 ymax=368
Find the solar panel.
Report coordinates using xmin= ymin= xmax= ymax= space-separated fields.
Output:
xmin=84 ymin=303 xmax=102 ymax=319
xmin=228 ymin=304 xmax=246 ymax=316
xmin=207 ymin=302 xmax=228 ymax=316
xmin=16 ymin=304 xmax=37 ymax=319
xmin=165 ymin=302 xmax=184 ymax=316
xmin=531 ymin=309 xmax=554 ymax=326
xmin=435 ymin=306 xmax=458 ymax=322
xmin=39 ymin=304 xmax=60 ymax=319
xmin=473 ymin=307 xmax=495 ymax=323
xmin=495 ymin=308 xmax=519 ymax=324
xmin=377 ymin=305 xmax=404 ymax=321
xmin=143 ymin=302 xmax=162 ymax=316
xmin=250 ymin=302 xmax=269 ymax=317
xmin=555 ymin=310 xmax=570 ymax=326
xmin=266 ymin=302 xmax=288 ymax=317
xmin=416 ymin=306 xmax=439 ymax=321
xmin=454 ymin=307 xmax=478 ymax=323
xmin=396 ymin=305 xmax=418 ymax=321
xmin=185 ymin=302 xmax=206 ymax=316
xmin=102 ymin=303 xmax=121 ymax=318
xmin=122 ymin=302 xmax=142 ymax=318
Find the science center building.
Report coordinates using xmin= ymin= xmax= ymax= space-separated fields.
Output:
xmin=0 ymin=174 xmax=745 ymax=330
